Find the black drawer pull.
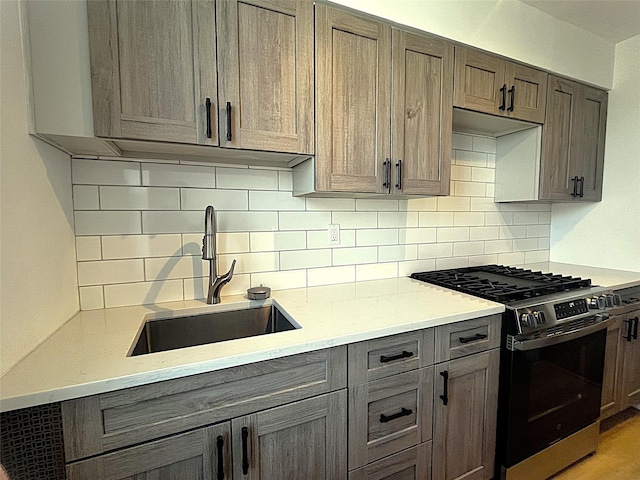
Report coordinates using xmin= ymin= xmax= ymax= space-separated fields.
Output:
xmin=499 ymin=84 xmax=507 ymax=111
xmin=241 ymin=426 xmax=249 ymax=475
xmin=633 ymin=317 xmax=639 ymax=340
xmin=395 ymin=159 xmax=402 ymax=190
xmin=579 ymin=176 xmax=585 ymax=197
xmin=440 ymin=370 xmax=449 ymax=406
xmin=380 ymin=350 xmax=414 ymax=363
xmin=459 ymin=333 xmax=488 ymax=344
xmin=571 ymin=176 xmax=579 ymax=197
xmin=380 ymin=407 xmax=413 ymax=423
xmin=508 ymin=85 xmax=515 ymax=112
xmin=226 ymin=102 xmax=232 ymax=141
xmin=216 ymin=435 xmax=224 ymax=480
xmin=205 ymin=97 xmax=212 ymax=139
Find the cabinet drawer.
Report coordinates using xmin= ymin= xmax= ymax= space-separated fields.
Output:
xmin=349 ymin=329 xmax=435 ymax=386
xmin=349 ymin=442 xmax=432 ymax=480
xmin=349 ymin=368 xmax=433 ymax=469
xmin=435 ymin=314 xmax=501 ymax=362
xmin=62 ymin=347 xmax=346 ymax=462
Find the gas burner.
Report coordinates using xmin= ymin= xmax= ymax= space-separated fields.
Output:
xmin=410 ymin=265 xmax=591 ymax=304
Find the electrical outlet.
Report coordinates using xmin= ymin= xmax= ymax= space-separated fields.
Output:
xmin=328 ymin=224 xmax=340 ymax=245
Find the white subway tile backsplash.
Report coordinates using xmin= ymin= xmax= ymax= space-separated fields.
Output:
xmin=73 ymin=186 xmax=100 ymax=210
xmin=249 ymin=191 xmax=306 ymax=211
xmin=280 ymin=249 xmax=331 ymax=270
xmin=100 ymin=186 xmax=180 ymax=210
xmin=78 ymin=259 xmax=144 ymax=286
xmin=76 ymin=236 xmax=102 ymax=261
xmin=332 ymin=212 xmax=377 ymax=229
xmin=217 ymin=167 xmax=278 ymax=190
xmin=71 ymin=132 xmax=550 ymax=309
xmin=250 ymin=231 xmax=306 ymax=252
xmin=181 ymin=188 xmax=248 ymax=211
xmin=142 ymin=163 xmax=215 ymax=188
xmin=356 ymin=229 xmax=398 ymax=247
xmin=103 ymin=234 xmax=182 ymax=259
xmin=308 ymin=266 xmax=355 ymax=287
xmin=79 ymin=286 xmax=104 ymax=310
xmin=104 ymin=279 xmax=184 ymax=308
xmin=75 ymin=211 xmax=142 ymax=235
xmin=142 ymin=211 xmax=203 ymax=234
xmin=73 ymin=159 xmax=140 ymax=185
xmin=378 ymin=212 xmax=419 ymax=228
xmin=333 ymin=247 xmax=377 ymax=266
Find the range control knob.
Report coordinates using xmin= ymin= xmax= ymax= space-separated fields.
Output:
xmin=533 ymin=310 xmax=546 ymax=326
xmin=604 ymin=294 xmax=616 ymax=308
xmin=520 ymin=312 xmax=534 ymax=327
xmin=588 ymin=296 xmax=606 ymax=309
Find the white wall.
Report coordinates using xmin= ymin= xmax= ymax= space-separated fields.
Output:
xmin=330 ymin=0 xmax=615 ymax=88
xmin=550 ymin=35 xmax=640 ymax=272
xmin=0 ymin=0 xmax=79 ymax=375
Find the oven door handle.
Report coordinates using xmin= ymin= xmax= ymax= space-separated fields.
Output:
xmin=508 ymin=319 xmax=609 ymax=351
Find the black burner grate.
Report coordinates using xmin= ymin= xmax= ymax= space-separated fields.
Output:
xmin=410 ymin=264 xmax=591 ymax=303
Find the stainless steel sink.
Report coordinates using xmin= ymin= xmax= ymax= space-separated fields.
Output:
xmin=129 ymin=304 xmax=299 ymax=356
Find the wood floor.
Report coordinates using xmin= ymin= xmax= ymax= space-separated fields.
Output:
xmin=551 ymin=408 xmax=640 ymax=480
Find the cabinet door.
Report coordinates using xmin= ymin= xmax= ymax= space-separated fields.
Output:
xmin=88 ymin=0 xmax=217 ymax=145
xmin=67 ymin=423 xmax=228 ymax=480
xmin=349 ymin=442 xmax=432 ymax=480
xmin=539 ymin=75 xmax=580 ymax=200
xmin=315 ymin=5 xmax=391 ymax=193
xmin=233 ymin=390 xmax=347 ymax=480
xmin=217 ymin=0 xmax=313 ymax=154
xmin=392 ymin=29 xmax=453 ymax=196
xmin=453 ymin=47 xmax=505 ymax=116
xmin=433 ymin=350 xmax=499 ymax=480
xmin=572 ymin=85 xmax=607 ymax=201
xmin=601 ymin=317 xmax=623 ymax=419
xmin=504 ymin=62 xmax=548 ymax=123
xmin=621 ymin=312 xmax=640 ymax=409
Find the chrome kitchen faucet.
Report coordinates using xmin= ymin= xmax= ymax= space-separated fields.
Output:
xmin=202 ymin=206 xmax=236 ymax=304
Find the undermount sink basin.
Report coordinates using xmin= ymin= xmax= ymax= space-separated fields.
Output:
xmin=129 ymin=304 xmax=299 ymax=356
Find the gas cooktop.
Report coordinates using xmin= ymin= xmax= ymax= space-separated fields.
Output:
xmin=410 ymin=264 xmax=592 ymax=303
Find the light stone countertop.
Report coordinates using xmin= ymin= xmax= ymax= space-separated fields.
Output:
xmin=0 ymin=277 xmax=505 ymax=412
xmin=522 ymin=262 xmax=640 ymax=290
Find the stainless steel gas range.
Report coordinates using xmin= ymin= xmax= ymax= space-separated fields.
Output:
xmin=411 ymin=265 xmax=622 ymax=480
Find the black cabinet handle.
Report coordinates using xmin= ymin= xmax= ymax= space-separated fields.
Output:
xmin=508 ymin=86 xmax=515 ymax=112
xmin=380 ymin=407 xmax=413 ymax=423
xmin=459 ymin=333 xmax=488 ymax=344
xmin=380 ymin=350 xmax=414 ymax=363
xmin=625 ymin=318 xmax=635 ymax=342
xmin=216 ymin=435 xmax=224 ymax=480
xmin=579 ymin=176 xmax=585 ymax=197
xmin=499 ymin=84 xmax=507 ymax=111
xmin=395 ymin=159 xmax=402 ymax=190
xmin=241 ymin=426 xmax=249 ymax=475
xmin=439 ymin=370 xmax=449 ymax=406
xmin=633 ymin=318 xmax=639 ymax=340
xmin=226 ymin=102 xmax=232 ymax=141
xmin=205 ymin=98 xmax=212 ymax=139
xmin=571 ymin=176 xmax=578 ymax=197
xmin=382 ymin=159 xmax=390 ymax=190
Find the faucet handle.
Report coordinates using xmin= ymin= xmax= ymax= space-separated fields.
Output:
xmin=223 ymin=259 xmax=236 ymax=281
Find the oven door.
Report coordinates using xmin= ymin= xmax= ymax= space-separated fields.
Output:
xmin=501 ymin=326 xmax=606 ymax=467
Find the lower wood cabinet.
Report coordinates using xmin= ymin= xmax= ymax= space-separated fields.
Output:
xmin=432 ymin=350 xmax=500 ymax=480
xmin=67 ymin=391 xmax=346 ymax=479
xmin=349 ymin=443 xmax=432 ymax=480
xmin=601 ymin=316 xmax=623 ymax=419
xmin=620 ymin=309 xmax=640 ymax=409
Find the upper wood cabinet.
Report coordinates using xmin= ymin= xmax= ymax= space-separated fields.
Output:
xmin=88 ymin=0 xmax=217 ymax=145
xmin=454 ymin=46 xmax=548 ymax=124
xmin=216 ymin=0 xmax=314 ymax=154
xmin=539 ymin=75 xmax=607 ymax=201
xmin=87 ymin=0 xmax=314 ymax=155
xmin=314 ymin=5 xmax=452 ymax=196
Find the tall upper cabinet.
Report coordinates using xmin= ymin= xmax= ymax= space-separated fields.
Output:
xmin=311 ymin=5 xmax=453 ymax=196
xmin=454 ymin=46 xmax=548 ymax=124
xmin=539 ymin=75 xmax=608 ymax=201
xmin=86 ymin=0 xmax=314 ymax=156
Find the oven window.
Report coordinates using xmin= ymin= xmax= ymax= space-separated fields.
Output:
xmin=504 ymin=329 xmax=606 ymax=466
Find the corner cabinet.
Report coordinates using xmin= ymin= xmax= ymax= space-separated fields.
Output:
xmin=312 ymin=5 xmax=452 ymax=196
xmin=454 ymin=46 xmax=548 ymax=124
xmin=87 ymin=0 xmax=314 ymax=155
xmin=539 ymin=75 xmax=608 ymax=201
